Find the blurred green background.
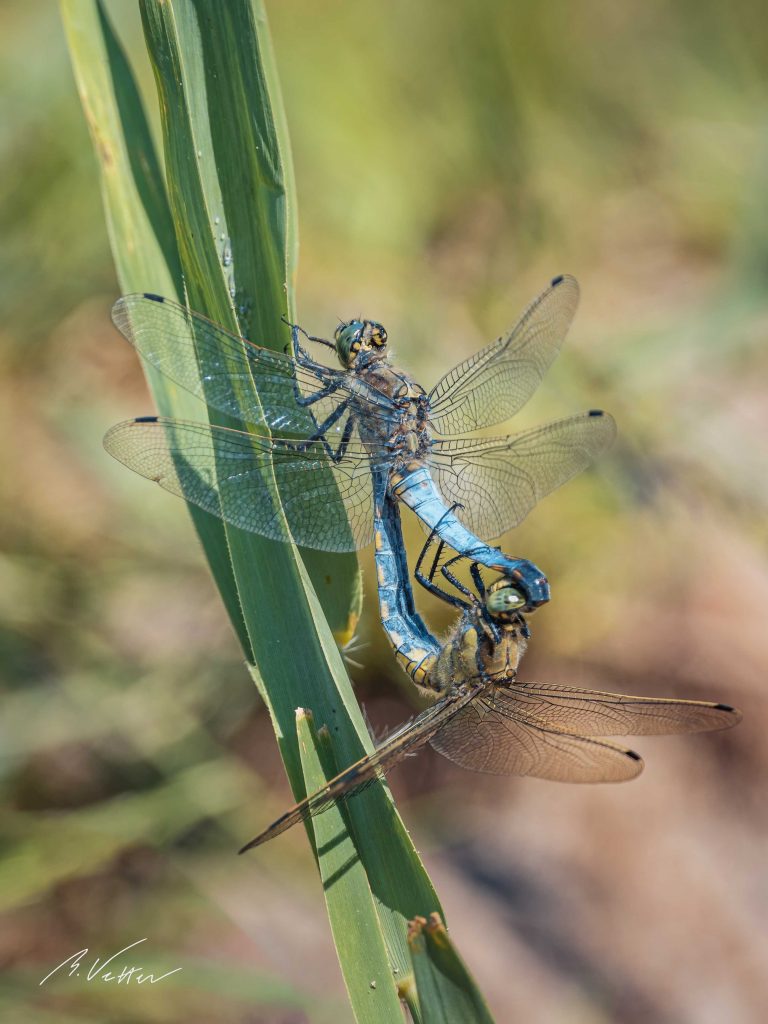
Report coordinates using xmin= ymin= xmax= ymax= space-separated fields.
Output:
xmin=2 ymin=2 xmax=766 ymax=1021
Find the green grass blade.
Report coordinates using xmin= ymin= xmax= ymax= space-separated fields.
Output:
xmin=137 ymin=2 xmax=443 ymax=971
xmin=64 ymin=0 xmax=462 ymax=1015
xmin=134 ymin=0 xmax=360 ymax=780
xmin=140 ymin=0 xmax=362 ymax=641
xmin=297 ymin=710 xmax=404 ymax=1020
xmin=60 ymin=0 xmax=252 ymax=656
xmin=407 ymin=914 xmax=497 ymax=1024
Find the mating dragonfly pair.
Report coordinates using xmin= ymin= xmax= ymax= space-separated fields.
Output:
xmin=105 ymin=276 xmax=741 ymax=851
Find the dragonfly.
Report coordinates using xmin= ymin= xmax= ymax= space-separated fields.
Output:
xmin=104 ymin=275 xmax=615 ymax=608
xmin=238 ymin=532 xmax=741 ymax=851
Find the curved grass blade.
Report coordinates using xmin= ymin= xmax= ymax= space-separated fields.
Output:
xmin=139 ymin=0 xmax=361 ymax=643
xmin=138 ymin=0 xmax=444 ymax=989
xmin=296 ymin=710 xmax=404 ymax=1020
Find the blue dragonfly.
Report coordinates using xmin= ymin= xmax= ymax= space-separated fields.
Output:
xmin=238 ymin=530 xmax=741 ymax=851
xmin=104 ymin=275 xmax=614 ymax=608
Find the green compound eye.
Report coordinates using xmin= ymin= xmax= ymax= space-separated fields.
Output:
xmin=334 ymin=321 xmax=365 ymax=367
xmin=486 ymin=587 xmax=526 ymax=615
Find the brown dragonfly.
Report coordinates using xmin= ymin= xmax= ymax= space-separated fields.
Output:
xmin=239 ymin=539 xmax=740 ymax=852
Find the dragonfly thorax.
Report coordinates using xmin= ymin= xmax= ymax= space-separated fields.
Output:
xmin=334 ymin=318 xmax=388 ymax=368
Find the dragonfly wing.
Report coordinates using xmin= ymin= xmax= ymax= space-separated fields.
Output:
xmin=430 ymin=410 xmax=616 ymax=539
xmin=498 ymin=683 xmax=742 ymax=736
xmin=112 ymin=294 xmax=361 ymax=436
xmin=239 ymin=690 xmax=480 ymax=851
xmin=428 ymin=275 xmax=580 ymax=435
xmin=430 ymin=694 xmax=643 ymax=782
xmin=239 ymin=759 xmax=387 ymax=851
xmin=104 ymin=417 xmax=377 ymax=552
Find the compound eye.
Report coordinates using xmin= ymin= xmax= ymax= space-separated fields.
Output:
xmin=335 ymin=323 xmax=365 ymax=366
xmin=487 ymin=587 xmax=526 ymax=616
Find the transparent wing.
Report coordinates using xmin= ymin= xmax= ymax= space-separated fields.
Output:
xmin=112 ymin=294 xmax=381 ymax=436
xmin=103 ymin=417 xmax=378 ymax=552
xmin=239 ymin=686 xmax=483 ymax=851
xmin=430 ymin=694 xmax=643 ymax=782
xmin=430 ymin=410 xmax=616 ymax=539
xmin=428 ymin=275 xmax=580 ymax=435
xmin=496 ymin=683 xmax=741 ymax=736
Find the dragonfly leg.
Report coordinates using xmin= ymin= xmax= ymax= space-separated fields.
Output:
xmin=427 ymin=540 xmax=447 ymax=586
xmin=468 ymin=561 xmax=487 ymax=600
xmin=282 ymin=323 xmax=345 ymax=411
xmin=414 ymin=521 xmax=472 ymax=612
xmin=282 ymin=313 xmax=337 ymax=352
xmin=323 ymin=413 xmax=356 ymax=464
xmin=292 ymin=375 xmax=346 ymax=410
xmin=278 ymin=407 xmax=356 ymax=468
xmin=305 ymin=333 xmax=336 ymax=348
xmin=422 ymin=527 xmax=446 ymax=586
xmin=413 ymin=513 xmax=450 ymax=581
xmin=439 ymin=553 xmax=477 ymax=604
xmin=288 ymin=321 xmax=337 ymax=372
xmin=415 ymin=563 xmax=470 ymax=610
xmin=284 ymin=399 xmax=351 ymax=449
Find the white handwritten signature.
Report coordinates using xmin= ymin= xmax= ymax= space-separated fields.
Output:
xmin=39 ymin=938 xmax=182 ymax=987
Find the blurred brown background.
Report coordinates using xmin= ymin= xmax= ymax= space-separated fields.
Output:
xmin=2 ymin=1 xmax=766 ymax=1021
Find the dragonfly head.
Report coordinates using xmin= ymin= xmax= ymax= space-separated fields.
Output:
xmin=334 ymin=319 xmax=388 ymax=368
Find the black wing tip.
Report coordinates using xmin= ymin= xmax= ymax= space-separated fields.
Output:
xmin=134 ymin=416 xmax=159 ymax=423
xmin=550 ymin=274 xmax=580 ymax=295
xmin=588 ymin=409 xmax=605 ymax=417
xmin=143 ymin=292 xmax=165 ymax=303
xmin=626 ymin=749 xmax=643 ymax=762
xmin=237 ymin=839 xmax=258 ymax=855
xmin=713 ymin=702 xmax=742 ymax=726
